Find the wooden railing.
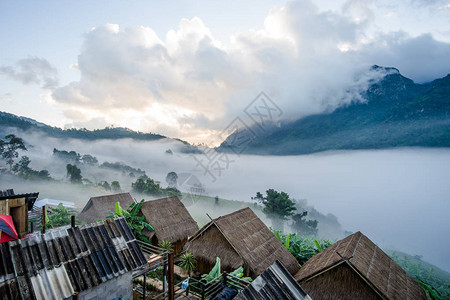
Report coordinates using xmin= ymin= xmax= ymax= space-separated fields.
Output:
xmin=154 ymin=272 xmax=250 ymax=300
xmin=137 ymin=240 xmax=169 ymax=271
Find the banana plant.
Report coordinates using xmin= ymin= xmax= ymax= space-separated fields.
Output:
xmin=108 ymin=200 xmax=154 ymax=244
xmin=229 ymin=266 xmax=252 ymax=282
xmin=201 ymin=257 xmax=221 ymax=282
xmin=202 ymin=258 xmax=253 ymax=283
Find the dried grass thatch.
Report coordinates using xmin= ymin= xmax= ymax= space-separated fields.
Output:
xmin=78 ymin=192 xmax=135 ymax=223
xmin=295 ymin=231 xmax=427 ymax=300
xmin=139 ymin=196 xmax=198 ymax=253
xmin=185 ymin=207 xmax=299 ymax=278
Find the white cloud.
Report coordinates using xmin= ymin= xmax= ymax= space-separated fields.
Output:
xmin=0 ymin=57 xmax=59 ymax=89
xmin=49 ymin=0 xmax=450 ymax=143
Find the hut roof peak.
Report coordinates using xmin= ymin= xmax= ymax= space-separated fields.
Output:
xmin=295 ymin=231 xmax=426 ymax=299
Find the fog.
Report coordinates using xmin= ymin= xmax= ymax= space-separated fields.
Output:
xmin=1 ymin=130 xmax=449 ymax=272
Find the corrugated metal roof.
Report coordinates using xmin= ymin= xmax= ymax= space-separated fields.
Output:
xmin=235 ymin=260 xmax=312 ymax=300
xmin=0 ymin=217 xmax=148 ymax=300
xmin=0 ymin=190 xmax=39 ymax=211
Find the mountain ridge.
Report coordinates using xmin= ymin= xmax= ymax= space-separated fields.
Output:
xmin=219 ymin=67 xmax=450 ymax=155
xmin=0 ymin=111 xmax=201 ymax=153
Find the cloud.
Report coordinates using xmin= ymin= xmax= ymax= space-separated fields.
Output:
xmin=354 ymin=32 xmax=450 ymax=83
xmin=50 ymin=1 xmax=450 ymax=143
xmin=0 ymin=93 xmax=13 ymax=103
xmin=0 ymin=57 xmax=59 ymax=89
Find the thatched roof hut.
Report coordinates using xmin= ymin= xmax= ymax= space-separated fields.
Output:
xmin=139 ymin=196 xmax=198 ymax=253
xmin=184 ymin=207 xmax=299 ymax=278
xmin=294 ymin=231 xmax=426 ymax=300
xmin=78 ymin=192 xmax=134 ymax=223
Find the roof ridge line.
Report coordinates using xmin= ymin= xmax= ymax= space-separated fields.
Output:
xmin=350 ymin=232 xmax=364 ymax=259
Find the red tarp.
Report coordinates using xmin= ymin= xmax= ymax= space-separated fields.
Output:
xmin=0 ymin=214 xmax=18 ymax=243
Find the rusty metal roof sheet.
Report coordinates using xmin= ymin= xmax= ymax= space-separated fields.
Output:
xmin=0 ymin=217 xmax=148 ymax=300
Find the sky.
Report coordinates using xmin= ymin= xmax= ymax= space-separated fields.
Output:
xmin=1 ymin=0 xmax=449 ymax=144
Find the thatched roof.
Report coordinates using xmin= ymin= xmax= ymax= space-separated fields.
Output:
xmin=139 ymin=196 xmax=198 ymax=244
xmin=294 ymin=231 xmax=426 ymax=300
xmin=185 ymin=207 xmax=299 ymax=277
xmin=78 ymin=192 xmax=135 ymax=223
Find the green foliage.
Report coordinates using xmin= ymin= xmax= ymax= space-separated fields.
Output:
xmin=45 ymin=203 xmax=80 ymax=229
xmin=158 ymin=240 xmax=173 ymax=252
xmin=1 ymin=134 xmax=27 ymax=170
xmin=0 ymin=112 xmax=166 ymax=141
xmin=81 ymin=154 xmax=98 ymax=165
xmin=228 ymin=266 xmax=252 ymax=282
xmin=111 ymin=181 xmax=121 ymax=192
xmin=179 ymin=252 xmax=196 ymax=276
xmin=201 ymin=257 xmax=221 ymax=283
xmin=389 ymin=251 xmax=450 ymax=299
xmin=53 ymin=148 xmax=81 ymax=163
xmin=417 ymin=279 xmax=445 ymax=300
xmin=54 ymin=149 xmax=100 ymax=166
xmin=100 ymin=161 xmax=146 ymax=177
xmin=12 ymin=155 xmax=51 ymax=180
xmin=291 ymin=211 xmax=318 ymax=236
xmin=166 ymin=171 xmax=178 ymax=188
xmin=253 ymin=189 xmax=296 ymax=220
xmin=98 ymin=180 xmax=111 ymax=191
xmin=272 ymin=229 xmax=332 ymax=266
xmin=201 ymin=258 xmax=252 ymax=283
xmin=66 ymin=164 xmax=82 ymax=183
xmin=132 ymin=175 xmax=181 ymax=198
xmin=218 ymin=72 xmax=450 ymax=155
xmin=108 ymin=200 xmax=154 ymax=244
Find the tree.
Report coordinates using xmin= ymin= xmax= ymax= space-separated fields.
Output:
xmin=66 ymin=164 xmax=82 ymax=183
xmin=1 ymin=134 xmax=27 ymax=170
xmin=253 ymin=189 xmax=296 ymax=230
xmin=132 ymin=175 xmax=163 ymax=196
xmin=12 ymin=155 xmax=51 ymax=180
xmin=111 ymin=181 xmax=121 ymax=192
xmin=81 ymin=154 xmax=98 ymax=165
xmin=37 ymin=170 xmax=51 ymax=180
xmin=166 ymin=171 xmax=178 ymax=188
xmin=179 ymin=252 xmax=196 ymax=277
xmin=99 ymin=181 xmax=111 ymax=191
xmin=12 ymin=155 xmax=32 ymax=175
xmin=45 ymin=203 xmax=80 ymax=229
xmin=53 ymin=148 xmax=80 ymax=163
xmin=291 ymin=211 xmax=318 ymax=236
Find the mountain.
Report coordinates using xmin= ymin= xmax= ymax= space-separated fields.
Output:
xmin=0 ymin=111 xmax=200 ymax=153
xmin=219 ymin=66 xmax=450 ymax=155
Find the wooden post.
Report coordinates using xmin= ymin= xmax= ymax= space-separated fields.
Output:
xmin=163 ymin=262 xmax=167 ymax=293
xmin=143 ymin=273 xmax=146 ymax=300
xmin=168 ymin=252 xmax=174 ymax=300
xmin=71 ymin=215 xmax=75 ymax=228
xmin=41 ymin=206 xmax=46 ymax=234
xmin=72 ymin=292 xmax=78 ymax=300
xmin=223 ymin=271 xmax=228 ymax=286
xmin=201 ymin=279 xmax=206 ymax=300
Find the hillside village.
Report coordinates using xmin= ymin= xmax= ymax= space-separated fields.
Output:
xmin=0 ymin=189 xmax=430 ymax=299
